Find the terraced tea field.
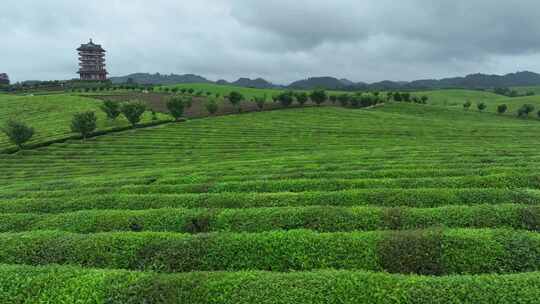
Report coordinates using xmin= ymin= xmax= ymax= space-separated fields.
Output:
xmin=0 ymin=93 xmax=168 ymax=151
xmin=1 ymin=103 xmax=539 ymax=302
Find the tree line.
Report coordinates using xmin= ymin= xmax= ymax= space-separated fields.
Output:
xmin=462 ymin=101 xmax=540 ymax=118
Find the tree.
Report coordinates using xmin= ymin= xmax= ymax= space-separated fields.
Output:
xmin=310 ymin=89 xmax=327 ymax=106
xmin=537 ymin=110 xmax=540 ymax=119
xmin=254 ymin=95 xmax=266 ymax=111
xmin=338 ymin=94 xmax=350 ymax=107
xmin=187 ymin=88 xmax=194 ymax=94
xmin=349 ymin=95 xmax=360 ymax=107
xmin=463 ymin=101 xmax=472 ymax=110
xmin=166 ymin=96 xmax=185 ymax=121
xmin=277 ymin=91 xmax=294 ymax=107
xmin=2 ymin=119 xmax=34 ymax=149
xmin=401 ymin=92 xmax=411 ymax=102
xmin=295 ymin=92 xmax=309 ymax=106
xmin=518 ymin=104 xmax=535 ymax=118
xmin=205 ymin=98 xmax=218 ymax=115
xmin=171 ymin=87 xmax=179 ymax=93
xmin=497 ymin=104 xmax=508 ymax=115
xmin=100 ymin=100 xmax=121 ymax=120
xmin=421 ymin=95 xmax=429 ymax=104
xmin=228 ymin=91 xmax=244 ymax=108
xmin=121 ymin=101 xmax=146 ymax=126
xmin=393 ymin=92 xmax=403 ymax=102
xmin=180 ymin=88 xmax=187 ymax=94
xmin=71 ymin=111 xmax=97 ymax=139
xmin=477 ymin=102 xmax=487 ymax=112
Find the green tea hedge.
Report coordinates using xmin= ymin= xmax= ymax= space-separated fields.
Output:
xmin=0 ymin=229 xmax=537 ymax=275
xmin=0 ymin=204 xmax=537 ymax=233
xmin=0 ymin=264 xmax=539 ymax=304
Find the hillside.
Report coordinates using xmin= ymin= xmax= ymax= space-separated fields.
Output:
xmin=0 ymin=103 xmax=539 ymax=302
xmin=0 ymin=93 xmax=167 ymax=151
xmin=110 ymin=73 xmax=211 ymax=85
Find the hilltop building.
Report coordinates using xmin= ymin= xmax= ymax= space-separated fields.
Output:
xmin=0 ymin=73 xmax=9 ymax=85
xmin=77 ymin=39 xmax=108 ymax=81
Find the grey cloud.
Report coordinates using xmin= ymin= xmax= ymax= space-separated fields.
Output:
xmin=2 ymin=0 xmax=540 ymax=84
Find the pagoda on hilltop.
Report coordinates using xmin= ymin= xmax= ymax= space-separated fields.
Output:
xmin=77 ymin=39 xmax=108 ymax=81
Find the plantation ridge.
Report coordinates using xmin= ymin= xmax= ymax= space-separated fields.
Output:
xmin=4 ymin=1 xmax=540 ymax=303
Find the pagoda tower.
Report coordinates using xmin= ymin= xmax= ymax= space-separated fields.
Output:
xmin=77 ymin=39 xmax=108 ymax=81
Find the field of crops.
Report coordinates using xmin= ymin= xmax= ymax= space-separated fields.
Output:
xmin=419 ymin=88 xmax=540 ymax=115
xmin=0 ymin=93 xmax=167 ymax=151
xmin=1 ymin=102 xmax=540 ymax=302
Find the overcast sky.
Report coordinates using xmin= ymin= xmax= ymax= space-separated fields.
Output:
xmin=3 ymin=0 xmax=540 ymax=84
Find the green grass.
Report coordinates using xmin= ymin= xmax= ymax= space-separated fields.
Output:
xmin=0 ymin=93 xmax=168 ymax=150
xmin=1 ymin=99 xmax=540 ymax=302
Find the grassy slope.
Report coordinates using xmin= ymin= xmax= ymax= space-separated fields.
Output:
xmin=0 ymin=93 xmax=168 ymax=150
xmin=1 ymin=103 xmax=540 ymax=301
xmin=416 ymin=89 xmax=540 ymax=115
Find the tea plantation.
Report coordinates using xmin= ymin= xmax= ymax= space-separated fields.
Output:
xmin=1 ymin=102 xmax=539 ymax=303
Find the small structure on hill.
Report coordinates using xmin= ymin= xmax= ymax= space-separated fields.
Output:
xmin=77 ymin=39 xmax=108 ymax=81
xmin=0 ymin=73 xmax=9 ymax=85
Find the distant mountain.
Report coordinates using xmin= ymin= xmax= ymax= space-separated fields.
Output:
xmin=286 ymin=71 xmax=540 ymax=91
xmin=232 ymin=78 xmax=275 ymax=89
xmin=109 ymin=73 xmax=210 ymax=85
xmin=288 ymin=77 xmax=353 ymax=90
xmin=109 ymin=71 xmax=540 ymax=91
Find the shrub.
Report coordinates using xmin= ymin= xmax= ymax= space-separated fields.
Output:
xmin=228 ymin=91 xmax=243 ymax=108
xmin=360 ymin=95 xmax=374 ymax=107
xmin=349 ymin=95 xmax=360 ymax=107
xmin=166 ymin=96 xmax=185 ymax=121
xmin=277 ymin=91 xmax=294 ymax=107
xmin=295 ymin=92 xmax=309 ymax=106
xmin=338 ymin=94 xmax=350 ymax=107
xmin=205 ymin=98 xmax=219 ymax=115
xmin=401 ymin=92 xmax=411 ymax=102
xmin=121 ymin=101 xmax=146 ymax=126
xmin=393 ymin=92 xmax=403 ymax=102
xmin=100 ymin=100 xmax=121 ymax=120
xmin=378 ymin=230 xmax=443 ymax=275
xmin=70 ymin=111 xmax=97 ymax=139
xmin=180 ymin=88 xmax=187 ymax=94
xmin=421 ymin=95 xmax=429 ymax=104
xmin=518 ymin=104 xmax=535 ymax=118
xmin=477 ymin=102 xmax=487 ymax=112
xmin=463 ymin=101 xmax=472 ymax=110
xmin=310 ymin=89 xmax=327 ymax=106
xmin=538 ymin=110 xmax=540 ymax=119
xmin=497 ymin=104 xmax=508 ymax=115
xmin=187 ymin=88 xmax=194 ymax=94
xmin=1 ymin=119 xmax=34 ymax=149
xmin=254 ymin=95 xmax=266 ymax=111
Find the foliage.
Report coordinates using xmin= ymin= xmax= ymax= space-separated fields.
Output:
xmin=205 ymin=98 xmax=219 ymax=115
xmin=254 ymin=95 xmax=266 ymax=111
xmin=277 ymin=91 xmax=295 ymax=107
xmin=338 ymin=94 xmax=350 ymax=107
xmin=497 ymin=104 xmax=508 ymax=114
xmin=477 ymin=102 xmax=487 ymax=112
xmin=518 ymin=104 xmax=535 ymax=118
xmin=295 ymin=92 xmax=309 ymax=106
xmin=121 ymin=101 xmax=146 ymax=126
xmin=70 ymin=111 xmax=97 ymax=139
xmin=100 ymin=100 xmax=121 ymax=120
xmin=463 ymin=100 xmax=472 ymax=110
xmin=166 ymin=96 xmax=185 ymax=121
xmin=1 ymin=119 xmax=34 ymax=149
xmin=310 ymin=89 xmax=327 ymax=106
xmin=228 ymin=91 xmax=244 ymax=107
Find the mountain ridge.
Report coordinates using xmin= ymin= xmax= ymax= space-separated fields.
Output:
xmin=110 ymin=71 xmax=540 ymax=91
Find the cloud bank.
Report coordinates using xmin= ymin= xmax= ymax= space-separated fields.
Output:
xmin=2 ymin=0 xmax=540 ymax=83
